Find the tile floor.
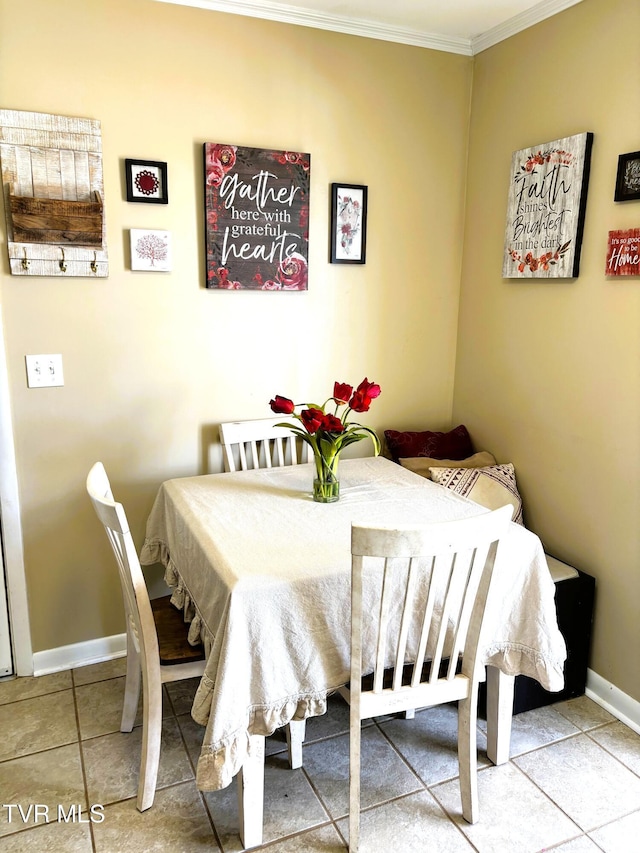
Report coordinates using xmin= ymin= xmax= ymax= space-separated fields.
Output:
xmin=1 ymin=659 xmax=639 ymax=852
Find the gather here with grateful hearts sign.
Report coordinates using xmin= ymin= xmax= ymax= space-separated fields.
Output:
xmin=204 ymin=142 xmax=310 ymax=291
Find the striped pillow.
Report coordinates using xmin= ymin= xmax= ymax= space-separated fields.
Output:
xmin=429 ymin=463 xmax=524 ymax=526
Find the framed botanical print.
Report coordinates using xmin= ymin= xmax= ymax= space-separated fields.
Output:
xmin=330 ymin=183 xmax=367 ymax=264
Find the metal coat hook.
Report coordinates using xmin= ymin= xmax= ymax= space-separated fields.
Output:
xmin=90 ymin=252 xmax=98 ymax=274
xmin=59 ymin=248 xmax=67 ymax=273
xmin=21 ymin=248 xmax=29 ymax=270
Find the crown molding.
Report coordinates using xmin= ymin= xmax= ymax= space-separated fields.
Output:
xmin=154 ymin=0 xmax=583 ymax=56
xmin=153 ymin=0 xmax=472 ymax=54
xmin=471 ymin=0 xmax=583 ymax=54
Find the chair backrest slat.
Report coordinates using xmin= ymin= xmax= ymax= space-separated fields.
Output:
xmin=447 ymin=547 xmax=481 ymax=676
xmin=286 ymin=435 xmax=297 ymax=465
xmin=392 ymin=556 xmax=420 ymax=691
xmin=273 ymin=436 xmax=285 ymax=467
xmin=219 ymin=417 xmax=311 ymax=472
xmin=373 ymin=557 xmax=394 ymax=693
xmin=410 ymin=555 xmax=439 ymax=688
xmin=249 ymin=439 xmax=261 ymax=469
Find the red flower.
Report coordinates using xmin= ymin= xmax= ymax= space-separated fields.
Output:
xmin=333 ymin=382 xmax=353 ymax=403
xmin=206 ymin=162 xmax=225 ymax=187
xmin=270 ymin=396 xmax=295 ymax=415
xmin=349 ymin=391 xmax=372 ymax=413
xmin=348 ymin=378 xmax=381 ymax=413
xmin=356 ymin=378 xmax=381 ymax=400
xmin=321 ymin=413 xmax=345 ymax=433
xmin=277 ymin=253 xmax=308 ymax=290
xmin=300 ymin=408 xmax=324 ymax=434
xmin=210 ymin=144 xmax=237 ymax=171
xmin=267 ymin=376 xmax=382 ymax=462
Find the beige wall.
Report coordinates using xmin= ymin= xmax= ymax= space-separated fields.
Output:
xmin=455 ymin=0 xmax=640 ymax=700
xmin=2 ymin=0 xmax=637 ymax=706
xmin=0 ymin=0 xmax=472 ymax=651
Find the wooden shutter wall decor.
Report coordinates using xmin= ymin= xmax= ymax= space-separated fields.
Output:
xmin=0 ymin=108 xmax=108 ymax=277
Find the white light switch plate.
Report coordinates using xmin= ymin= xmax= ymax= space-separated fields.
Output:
xmin=25 ymin=354 xmax=64 ymax=388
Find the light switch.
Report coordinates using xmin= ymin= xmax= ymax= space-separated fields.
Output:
xmin=25 ymin=354 xmax=64 ymax=388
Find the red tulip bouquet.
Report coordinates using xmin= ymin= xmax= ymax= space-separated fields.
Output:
xmin=269 ymin=379 xmax=381 ymax=502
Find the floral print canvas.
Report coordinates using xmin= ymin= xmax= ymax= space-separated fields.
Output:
xmin=503 ymin=132 xmax=593 ymax=278
xmin=204 ymin=143 xmax=310 ymax=290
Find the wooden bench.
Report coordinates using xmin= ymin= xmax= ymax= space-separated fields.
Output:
xmin=480 ymin=555 xmax=595 ymax=715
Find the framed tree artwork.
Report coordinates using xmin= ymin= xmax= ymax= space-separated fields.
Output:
xmin=130 ymin=229 xmax=171 ymax=271
xmin=502 ymin=132 xmax=593 ymax=278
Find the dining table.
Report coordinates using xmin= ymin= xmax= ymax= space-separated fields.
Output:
xmin=140 ymin=455 xmax=566 ymax=846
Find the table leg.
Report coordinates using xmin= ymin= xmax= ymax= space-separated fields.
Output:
xmin=237 ymin=734 xmax=265 ymax=849
xmin=485 ymin=666 xmax=514 ymax=765
xmin=286 ymin=719 xmax=306 ymax=769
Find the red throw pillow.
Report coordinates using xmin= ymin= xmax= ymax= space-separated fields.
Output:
xmin=384 ymin=425 xmax=473 ymax=462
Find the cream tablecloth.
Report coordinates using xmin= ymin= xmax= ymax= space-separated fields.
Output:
xmin=140 ymin=456 xmax=566 ymax=791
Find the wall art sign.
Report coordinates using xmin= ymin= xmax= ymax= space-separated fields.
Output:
xmin=125 ymin=159 xmax=168 ymax=204
xmin=614 ymin=151 xmax=640 ymax=202
xmin=503 ymin=132 xmax=593 ymax=279
xmin=330 ymin=183 xmax=367 ymax=264
xmin=605 ymin=228 xmax=640 ymax=276
xmin=130 ymin=228 xmax=171 ymax=271
xmin=203 ymin=143 xmax=310 ymax=290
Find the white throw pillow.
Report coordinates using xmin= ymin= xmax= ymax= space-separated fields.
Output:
xmin=429 ymin=463 xmax=524 ymax=525
xmin=399 ymin=451 xmax=496 ymax=478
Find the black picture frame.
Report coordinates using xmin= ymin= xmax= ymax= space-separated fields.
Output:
xmin=125 ymin=158 xmax=168 ymax=204
xmin=330 ymin=183 xmax=367 ymax=264
xmin=614 ymin=151 xmax=640 ymax=202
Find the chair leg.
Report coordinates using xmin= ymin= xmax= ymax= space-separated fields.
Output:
xmin=458 ymin=689 xmax=479 ymax=824
xmin=121 ymin=632 xmax=141 ymax=733
xmin=348 ymin=712 xmax=362 ymax=853
xmin=237 ymin=734 xmax=265 ymax=849
xmin=136 ymin=669 xmax=163 ymax=812
xmin=485 ymin=666 xmax=514 ymax=766
xmin=286 ymin=719 xmax=306 ymax=769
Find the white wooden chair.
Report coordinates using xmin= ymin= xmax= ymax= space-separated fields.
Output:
xmin=339 ymin=505 xmax=513 ymax=852
xmin=86 ymin=462 xmax=206 ymax=812
xmin=219 ymin=416 xmax=311 ymax=472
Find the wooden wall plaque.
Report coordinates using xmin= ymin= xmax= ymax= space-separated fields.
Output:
xmin=0 ymin=109 xmax=109 ymax=277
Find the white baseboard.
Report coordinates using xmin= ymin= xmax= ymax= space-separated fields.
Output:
xmin=32 ymin=633 xmax=126 ymax=676
xmin=586 ymin=668 xmax=640 ymax=735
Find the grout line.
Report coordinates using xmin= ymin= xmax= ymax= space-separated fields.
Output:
xmin=508 ymin=752 xmax=587 ymax=836
xmin=70 ymin=671 xmax=98 ymax=852
xmin=373 ymin=716 xmax=428 ymax=789
xmin=172 ymin=694 xmax=226 ymax=853
xmin=582 ymin=724 xmax=640 ymax=779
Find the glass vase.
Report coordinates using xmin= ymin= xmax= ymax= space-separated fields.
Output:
xmin=313 ymin=452 xmax=340 ymax=503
